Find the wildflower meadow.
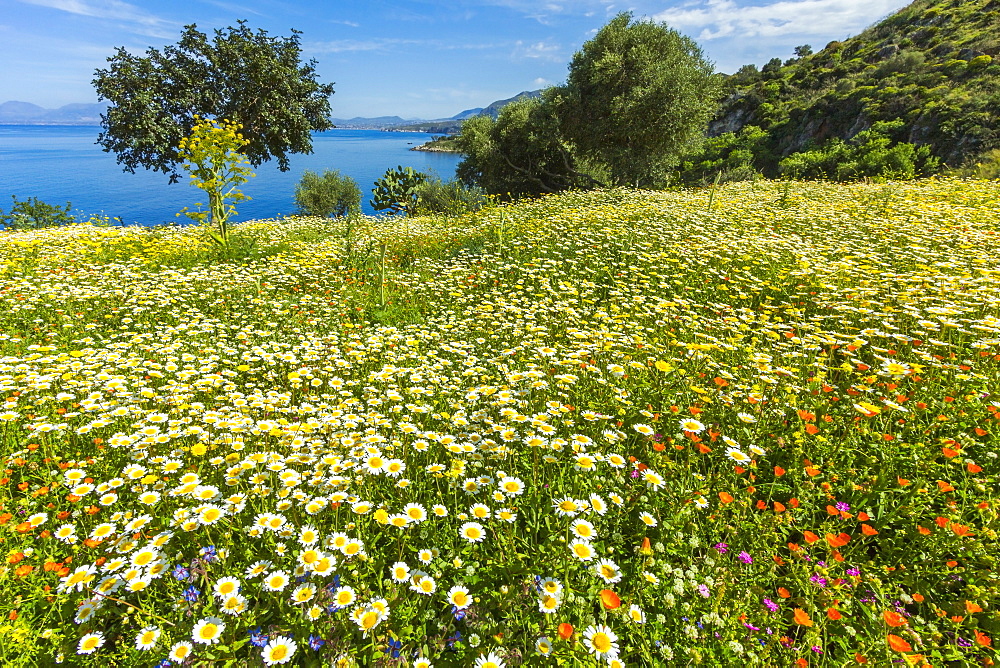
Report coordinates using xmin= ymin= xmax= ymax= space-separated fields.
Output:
xmin=0 ymin=178 xmax=997 ymax=666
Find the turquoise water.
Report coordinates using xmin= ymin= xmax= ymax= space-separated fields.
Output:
xmin=0 ymin=125 xmax=462 ymax=224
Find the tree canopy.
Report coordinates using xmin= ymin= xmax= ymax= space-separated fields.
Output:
xmin=455 ymin=97 xmax=599 ymax=199
xmin=555 ymin=12 xmax=722 ymax=187
xmin=454 ymin=12 xmax=722 ymax=195
xmin=93 ymin=21 xmax=335 ymax=183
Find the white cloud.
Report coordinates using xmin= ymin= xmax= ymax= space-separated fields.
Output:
xmin=533 ymin=77 xmax=551 ymax=86
xmin=512 ymin=40 xmax=563 ymax=61
xmin=307 ymin=38 xmax=421 ymax=54
xmin=17 ymin=0 xmax=178 ymax=37
xmin=652 ymin=0 xmax=906 ymax=41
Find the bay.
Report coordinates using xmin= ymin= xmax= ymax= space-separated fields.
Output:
xmin=0 ymin=125 xmax=462 ymax=225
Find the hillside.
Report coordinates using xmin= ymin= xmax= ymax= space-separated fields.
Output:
xmin=0 ymin=101 xmax=107 ymax=125
xmin=708 ymin=0 xmax=1000 ymax=169
xmin=395 ymin=90 xmax=543 ymax=133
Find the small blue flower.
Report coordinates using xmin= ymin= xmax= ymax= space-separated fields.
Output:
xmin=308 ymin=635 xmax=325 ymax=651
xmin=199 ymin=545 xmax=219 ymax=563
xmin=384 ymin=638 xmax=402 ymax=658
xmin=171 ymin=564 xmax=190 ymax=581
xmin=182 ymin=585 xmax=200 ymax=603
xmin=249 ymin=626 xmax=268 ymax=648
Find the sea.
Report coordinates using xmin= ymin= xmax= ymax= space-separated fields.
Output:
xmin=0 ymin=125 xmax=463 ymax=224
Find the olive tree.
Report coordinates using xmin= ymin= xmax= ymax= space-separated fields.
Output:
xmin=556 ymin=12 xmax=722 ymax=187
xmin=93 ymin=21 xmax=335 ymax=183
xmin=456 ymin=97 xmax=601 ymax=198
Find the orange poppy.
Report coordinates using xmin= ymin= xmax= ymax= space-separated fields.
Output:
xmin=950 ymin=523 xmax=973 ymax=537
xmin=827 ymin=607 xmax=843 ymax=620
xmin=599 ymin=589 xmax=621 ymax=610
xmin=793 ymin=608 xmax=813 ymax=627
xmin=719 ymin=492 xmax=734 ymax=504
xmin=558 ymin=623 xmax=574 ymax=640
xmin=965 ymin=601 xmax=983 ymax=613
xmin=825 ymin=532 xmax=846 ymax=547
xmin=777 ymin=587 xmax=791 ymax=599
xmin=975 ymin=630 xmax=992 ymax=647
xmin=773 ymin=501 xmax=786 ymax=512
xmin=805 ymin=424 xmax=819 ymax=435
xmin=854 ymin=653 xmax=868 ymax=664
xmin=912 ymin=593 xmax=924 ymax=603
xmin=803 ymin=531 xmax=820 ymax=544
xmin=883 ymin=611 xmax=907 ymax=627
xmin=774 ymin=466 xmax=786 ymax=477
xmin=861 ymin=523 xmax=879 ymax=536
xmin=887 ymin=634 xmax=912 ymax=653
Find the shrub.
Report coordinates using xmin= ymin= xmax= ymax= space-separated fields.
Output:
xmin=778 ymin=122 xmax=940 ymax=181
xmin=414 ymin=177 xmax=490 ymax=216
xmin=948 ymin=148 xmax=1000 ymax=179
xmin=0 ymin=196 xmax=76 ymax=231
xmin=294 ymin=169 xmax=361 ymax=217
xmin=967 ymin=55 xmax=993 ymax=71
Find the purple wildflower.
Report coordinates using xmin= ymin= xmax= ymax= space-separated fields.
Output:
xmin=714 ymin=542 xmax=729 ymax=554
xmin=763 ymin=598 xmax=779 ymax=612
xmin=738 ymin=551 xmax=753 ymax=564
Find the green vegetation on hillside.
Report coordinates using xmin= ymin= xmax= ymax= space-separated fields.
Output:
xmin=684 ymin=0 xmax=1000 ymax=182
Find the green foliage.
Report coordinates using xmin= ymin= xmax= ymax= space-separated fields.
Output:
xmin=555 ymin=12 xmax=722 ymax=187
xmin=93 ymin=21 xmax=335 ymax=183
xmin=947 ymin=148 xmax=1000 ymax=179
xmin=710 ymin=0 xmax=1000 ymax=172
xmin=176 ymin=117 xmax=255 ymax=247
xmin=0 ymin=196 xmax=75 ymax=231
xmin=778 ymin=121 xmax=941 ymax=181
xmin=456 ymin=98 xmax=597 ymax=198
xmin=413 ymin=176 xmax=491 ymax=216
xmin=371 ymin=166 xmax=427 ymax=216
xmin=677 ymin=125 xmax=771 ymax=185
xmin=968 ymin=54 xmax=993 ymax=70
xmin=294 ymin=169 xmax=361 ymax=218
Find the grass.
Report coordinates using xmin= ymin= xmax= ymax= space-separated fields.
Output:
xmin=0 ymin=178 xmax=998 ymax=667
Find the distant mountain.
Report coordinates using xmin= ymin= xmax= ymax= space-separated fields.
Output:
xmin=450 ymin=107 xmax=483 ymax=120
xmin=479 ymin=90 xmax=543 ymax=119
xmin=2 ymin=89 xmax=545 ymax=133
xmin=394 ymin=90 xmax=544 ymax=133
xmin=330 ymin=116 xmax=418 ymax=129
xmin=0 ymin=101 xmax=106 ymax=125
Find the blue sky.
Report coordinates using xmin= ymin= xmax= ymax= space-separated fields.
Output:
xmin=2 ymin=0 xmax=911 ymax=120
